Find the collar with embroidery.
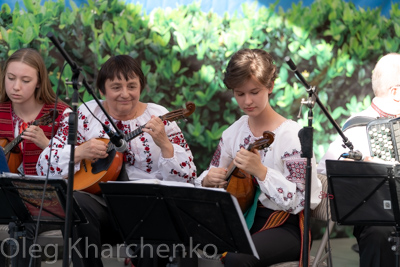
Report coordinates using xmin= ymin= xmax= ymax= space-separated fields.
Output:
xmin=371 ymin=101 xmax=398 ymax=118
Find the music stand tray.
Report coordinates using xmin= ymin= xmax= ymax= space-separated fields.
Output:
xmin=99 ymin=181 xmax=259 ymax=258
xmin=0 ymin=172 xmax=86 ymax=225
xmin=326 ymin=160 xmax=400 ymax=226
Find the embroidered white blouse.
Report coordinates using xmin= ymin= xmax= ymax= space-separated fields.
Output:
xmin=196 ymin=116 xmax=322 ymax=214
xmin=36 ymin=100 xmax=197 ymax=183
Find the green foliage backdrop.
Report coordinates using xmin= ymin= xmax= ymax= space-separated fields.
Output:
xmin=1 ymin=0 xmax=399 ymax=173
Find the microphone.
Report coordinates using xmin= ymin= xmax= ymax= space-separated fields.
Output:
xmin=284 ymin=56 xmax=297 ymax=71
xmin=102 ymin=124 xmax=128 ymax=153
xmin=284 ymin=56 xmax=313 ymax=93
xmin=341 ymin=150 xmax=363 ymax=161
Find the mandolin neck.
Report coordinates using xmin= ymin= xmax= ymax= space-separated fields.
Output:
xmin=106 ymin=123 xmax=147 ymax=153
xmin=225 ymin=144 xmax=254 ymax=183
xmin=105 ymin=112 xmax=187 ymax=153
xmin=225 ymin=162 xmax=237 ymax=182
xmin=3 ymin=120 xmax=42 ymax=154
xmin=4 ymin=136 xmax=22 ymax=154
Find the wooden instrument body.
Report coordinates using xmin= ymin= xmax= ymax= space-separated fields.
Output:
xmin=225 ymin=161 xmax=256 ymax=213
xmin=73 ymin=138 xmax=123 ymax=194
xmin=0 ymin=138 xmax=22 ymax=173
xmin=225 ymin=131 xmax=275 ymax=213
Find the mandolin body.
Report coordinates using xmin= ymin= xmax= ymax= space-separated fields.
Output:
xmin=226 ymin=162 xmax=256 ymax=213
xmin=0 ymin=138 xmax=22 ymax=173
xmin=224 ymin=130 xmax=275 ymax=213
xmin=0 ymin=111 xmax=56 ymax=174
xmin=73 ymin=138 xmax=123 ymax=194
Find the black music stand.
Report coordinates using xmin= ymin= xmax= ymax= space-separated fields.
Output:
xmin=0 ymin=173 xmax=86 ymax=225
xmin=0 ymin=173 xmax=86 ymax=266
xmin=326 ymin=160 xmax=400 ymax=266
xmin=99 ymin=181 xmax=259 ymax=266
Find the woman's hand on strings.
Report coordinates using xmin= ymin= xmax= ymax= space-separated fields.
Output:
xmin=75 ymin=138 xmax=109 ymax=163
xmin=143 ymin=115 xmax=174 ymax=158
xmin=21 ymin=125 xmax=49 ymax=150
xmin=202 ymin=167 xmax=228 ymax=188
xmin=234 ymin=148 xmax=267 ymax=180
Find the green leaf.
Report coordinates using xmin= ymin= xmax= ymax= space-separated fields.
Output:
xmin=141 ymin=62 xmax=151 ymax=76
xmin=288 ymin=41 xmax=300 ymax=53
xmin=69 ymin=0 xmax=78 ymax=11
xmin=23 ymin=0 xmax=35 ymax=13
xmin=171 ymin=58 xmax=181 ymax=74
xmin=8 ymin=31 xmax=20 ymax=49
xmin=395 ymin=23 xmax=400 ymax=37
xmin=174 ymin=31 xmax=188 ymax=51
xmin=199 ymin=65 xmax=215 ymax=84
xmin=0 ymin=27 xmax=9 ymax=43
xmin=1 ymin=3 xmax=11 ymax=13
xmin=343 ymin=5 xmax=354 ymax=23
xmin=278 ymin=66 xmax=289 ymax=83
xmin=22 ymin=27 xmax=34 ymax=43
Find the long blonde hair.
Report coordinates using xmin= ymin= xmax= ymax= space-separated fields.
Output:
xmin=0 ymin=48 xmax=56 ymax=104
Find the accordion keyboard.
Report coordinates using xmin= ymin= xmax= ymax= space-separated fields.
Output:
xmin=367 ymin=117 xmax=400 ymax=162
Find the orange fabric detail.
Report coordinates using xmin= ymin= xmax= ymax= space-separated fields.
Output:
xmin=220 ymin=251 xmax=228 ymax=263
xmin=19 ymin=122 xmax=28 ymax=134
xmin=298 ymin=211 xmax=311 ymax=267
xmin=257 ymin=210 xmax=290 ymax=233
xmin=221 ymin=209 xmax=310 ymax=267
xmin=18 ymin=122 xmax=28 ymax=150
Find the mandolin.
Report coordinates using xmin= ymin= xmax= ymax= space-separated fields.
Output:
xmin=0 ymin=110 xmax=58 ymax=173
xmin=225 ymin=131 xmax=275 ymax=213
xmin=73 ymin=102 xmax=196 ymax=194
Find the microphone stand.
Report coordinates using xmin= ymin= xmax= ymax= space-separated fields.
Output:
xmin=46 ymin=32 xmax=125 ymax=267
xmin=284 ymin=57 xmax=356 ymax=267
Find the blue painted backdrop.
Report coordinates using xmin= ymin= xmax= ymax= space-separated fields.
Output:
xmin=1 ymin=0 xmax=395 ymax=17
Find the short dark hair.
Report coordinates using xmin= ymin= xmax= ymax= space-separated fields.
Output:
xmin=96 ymin=55 xmax=146 ymax=94
xmin=223 ymin=48 xmax=277 ymax=90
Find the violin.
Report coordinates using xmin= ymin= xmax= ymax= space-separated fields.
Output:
xmin=0 ymin=110 xmax=57 ymax=173
xmin=225 ymin=131 xmax=275 ymax=213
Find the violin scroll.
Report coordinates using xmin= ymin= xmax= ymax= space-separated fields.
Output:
xmin=161 ymin=102 xmax=196 ymax=122
xmin=249 ymin=131 xmax=275 ymax=152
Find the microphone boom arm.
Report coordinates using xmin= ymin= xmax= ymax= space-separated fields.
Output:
xmin=285 ymin=56 xmax=355 ymax=152
xmin=47 ymin=32 xmax=124 ymax=140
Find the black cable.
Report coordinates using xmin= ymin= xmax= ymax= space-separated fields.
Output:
xmin=79 ymin=96 xmax=105 ymax=125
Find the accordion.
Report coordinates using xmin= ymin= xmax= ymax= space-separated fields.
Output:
xmin=367 ymin=117 xmax=400 ymax=162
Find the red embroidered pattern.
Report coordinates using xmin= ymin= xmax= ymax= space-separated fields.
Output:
xmin=210 ymin=139 xmax=222 ymax=167
xmin=263 ymin=149 xmax=307 ymax=210
xmin=286 ymin=160 xmax=306 ymax=185
xmin=242 ymin=135 xmax=251 ymax=147
xmin=166 ymin=129 xmax=194 ymax=179
xmin=39 ymin=112 xmax=71 ymax=176
xmin=169 ymin=162 xmax=194 ymax=181
xmin=116 ymin=120 xmax=132 ymax=163
xmin=80 ymin=113 xmax=90 ymax=134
